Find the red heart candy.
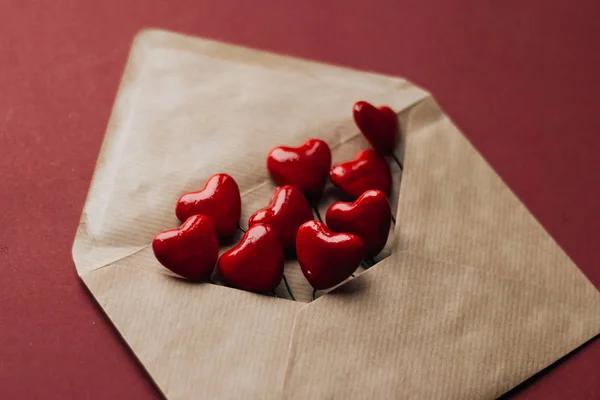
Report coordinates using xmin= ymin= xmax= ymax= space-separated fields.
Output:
xmin=296 ymin=220 xmax=365 ymax=290
xmin=217 ymin=223 xmax=285 ymax=292
xmin=326 ymin=190 xmax=391 ymax=258
xmin=353 ymin=101 xmax=398 ymax=155
xmin=152 ymin=215 xmax=219 ymax=282
xmin=176 ymin=173 xmax=241 ymax=237
xmin=248 ymin=185 xmax=313 ymax=254
xmin=329 ymin=149 xmax=392 ymax=198
xmin=266 ymin=138 xmax=332 ymax=201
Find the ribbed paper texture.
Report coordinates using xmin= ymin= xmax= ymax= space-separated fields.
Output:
xmin=72 ymin=30 xmax=600 ymax=399
xmin=282 ymin=98 xmax=600 ymax=399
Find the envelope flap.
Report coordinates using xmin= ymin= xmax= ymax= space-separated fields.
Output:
xmin=396 ymin=99 xmax=598 ymax=295
xmin=282 ymin=99 xmax=600 ymax=398
xmin=72 ymin=29 xmax=429 ymax=276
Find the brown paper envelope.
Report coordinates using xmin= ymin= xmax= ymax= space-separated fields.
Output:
xmin=72 ymin=30 xmax=600 ymax=399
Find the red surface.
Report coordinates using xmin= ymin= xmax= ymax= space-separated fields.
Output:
xmin=1 ymin=1 xmax=599 ymax=398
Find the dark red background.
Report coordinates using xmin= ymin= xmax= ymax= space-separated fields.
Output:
xmin=1 ymin=1 xmax=599 ymax=398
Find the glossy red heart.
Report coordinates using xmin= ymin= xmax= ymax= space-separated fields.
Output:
xmin=217 ymin=223 xmax=285 ymax=292
xmin=266 ymin=138 xmax=332 ymax=202
xmin=326 ymin=190 xmax=391 ymax=258
xmin=152 ymin=214 xmax=219 ymax=282
xmin=353 ymin=100 xmax=398 ymax=155
xmin=248 ymin=185 xmax=313 ymax=254
xmin=329 ymin=149 xmax=392 ymax=198
xmin=176 ymin=173 xmax=241 ymax=237
xmin=296 ymin=220 xmax=365 ymax=290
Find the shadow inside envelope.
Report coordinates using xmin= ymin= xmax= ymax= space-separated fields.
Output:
xmin=217 ymin=234 xmax=239 ymax=247
xmin=320 ymin=182 xmax=356 ymax=203
xmin=325 ymin=271 xmax=372 ymax=298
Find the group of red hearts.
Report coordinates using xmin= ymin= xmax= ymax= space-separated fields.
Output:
xmin=152 ymin=101 xmax=401 ymax=300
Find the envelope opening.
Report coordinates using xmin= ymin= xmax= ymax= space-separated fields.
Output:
xmin=203 ymin=113 xmax=409 ymax=304
xmin=71 ymin=30 xmax=600 ymax=400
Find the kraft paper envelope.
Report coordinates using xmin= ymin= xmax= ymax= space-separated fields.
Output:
xmin=72 ymin=30 xmax=600 ymax=399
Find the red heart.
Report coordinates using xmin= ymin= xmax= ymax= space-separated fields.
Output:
xmin=353 ymin=101 xmax=398 ymax=155
xmin=248 ymin=185 xmax=313 ymax=254
xmin=266 ymin=138 xmax=332 ymax=202
xmin=176 ymin=173 xmax=241 ymax=237
xmin=329 ymin=149 xmax=392 ymax=198
xmin=217 ymin=223 xmax=285 ymax=292
xmin=152 ymin=215 xmax=219 ymax=282
xmin=326 ymin=190 xmax=391 ymax=258
xmin=296 ymin=220 xmax=365 ymax=290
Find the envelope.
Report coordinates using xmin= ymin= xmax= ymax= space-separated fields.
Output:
xmin=72 ymin=29 xmax=600 ymax=399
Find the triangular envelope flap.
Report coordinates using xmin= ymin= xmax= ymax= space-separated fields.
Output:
xmin=282 ymin=100 xmax=600 ymax=399
xmin=398 ymin=98 xmax=599 ymax=296
xmin=73 ymin=29 xmax=429 ymax=276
